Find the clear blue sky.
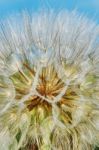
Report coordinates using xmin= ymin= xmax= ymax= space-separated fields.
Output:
xmin=0 ymin=0 xmax=99 ymax=23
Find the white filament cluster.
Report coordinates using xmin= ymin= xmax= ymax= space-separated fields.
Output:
xmin=0 ymin=10 xmax=99 ymax=150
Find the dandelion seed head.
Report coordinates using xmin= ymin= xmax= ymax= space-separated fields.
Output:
xmin=0 ymin=10 xmax=99 ymax=150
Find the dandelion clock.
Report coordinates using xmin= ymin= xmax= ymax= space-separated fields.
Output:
xmin=0 ymin=10 xmax=99 ymax=150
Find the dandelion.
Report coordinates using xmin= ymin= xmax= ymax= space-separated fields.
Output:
xmin=0 ymin=10 xmax=99 ymax=150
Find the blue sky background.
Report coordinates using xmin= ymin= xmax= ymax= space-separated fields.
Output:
xmin=0 ymin=0 xmax=99 ymax=23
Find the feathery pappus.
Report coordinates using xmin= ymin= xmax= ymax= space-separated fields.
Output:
xmin=0 ymin=10 xmax=99 ymax=150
